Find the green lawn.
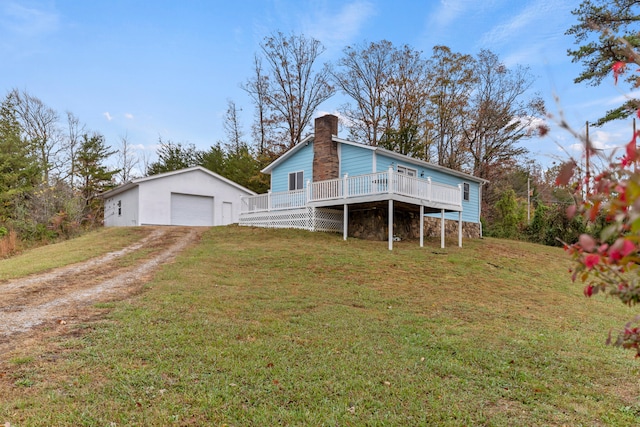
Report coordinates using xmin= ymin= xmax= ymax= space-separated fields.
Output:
xmin=0 ymin=227 xmax=151 ymax=280
xmin=2 ymin=226 xmax=640 ymax=426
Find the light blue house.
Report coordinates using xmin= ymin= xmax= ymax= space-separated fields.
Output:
xmin=239 ymin=114 xmax=487 ymax=250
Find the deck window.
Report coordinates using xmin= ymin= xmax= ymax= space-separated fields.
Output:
xmin=289 ymin=171 xmax=304 ymax=191
xmin=397 ymin=165 xmax=417 ymax=177
xmin=463 ymin=183 xmax=470 ymax=201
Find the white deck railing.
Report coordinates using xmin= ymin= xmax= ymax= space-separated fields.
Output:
xmin=241 ymin=169 xmax=462 ymax=213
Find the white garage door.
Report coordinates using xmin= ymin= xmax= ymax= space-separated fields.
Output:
xmin=170 ymin=193 xmax=214 ymax=226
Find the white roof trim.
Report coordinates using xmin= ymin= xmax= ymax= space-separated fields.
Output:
xmin=100 ymin=165 xmax=257 ymax=199
xmin=261 ymin=133 xmax=488 ymax=184
xmin=261 ymin=135 xmax=314 ymax=174
xmin=374 ymin=147 xmax=488 ymax=184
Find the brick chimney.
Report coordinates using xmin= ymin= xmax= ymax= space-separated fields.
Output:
xmin=312 ymin=114 xmax=339 ymax=182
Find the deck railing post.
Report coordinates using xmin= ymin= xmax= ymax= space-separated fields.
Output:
xmin=267 ymin=190 xmax=271 ymax=211
xmin=307 ymin=180 xmax=312 ymax=203
xmin=458 ymin=183 xmax=463 ymax=207
xmin=343 ymin=173 xmax=348 ymax=198
xmin=388 ymin=166 xmax=393 ymax=194
xmin=427 ymin=177 xmax=432 ymax=201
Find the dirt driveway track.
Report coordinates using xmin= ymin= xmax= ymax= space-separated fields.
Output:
xmin=0 ymin=226 xmax=203 ymax=356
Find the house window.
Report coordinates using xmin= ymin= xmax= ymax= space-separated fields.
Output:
xmin=117 ymin=200 xmax=122 ymax=216
xmin=397 ymin=165 xmax=417 ymax=177
xmin=463 ymin=183 xmax=470 ymax=202
xmin=289 ymin=171 xmax=304 ymax=191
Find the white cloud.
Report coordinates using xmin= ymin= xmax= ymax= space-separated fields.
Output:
xmin=125 ymin=113 xmax=134 ymax=120
xmin=563 ymin=128 xmax=626 ymax=157
xmin=478 ymin=0 xmax=573 ymax=66
xmin=103 ymin=112 xmax=113 ymax=121
xmin=591 ymin=129 xmax=618 ymax=150
xmin=0 ymin=1 xmax=59 ymax=37
xmin=431 ymin=0 xmax=478 ymax=28
xmin=605 ymin=89 xmax=640 ymax=106
xmin=479 ymin=2 xmax=546 ymax=47
xmin=301 ymin=1 xmax=376 ymax=53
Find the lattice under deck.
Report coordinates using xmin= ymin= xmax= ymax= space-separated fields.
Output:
xmin=239 ymin=207 xmax=343 ymax=233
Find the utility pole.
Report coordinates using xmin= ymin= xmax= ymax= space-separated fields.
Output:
xmin=585 ymin=121 xmax=590 ymax=198
xmin=527 ymin=176 xmax=531 ymax=223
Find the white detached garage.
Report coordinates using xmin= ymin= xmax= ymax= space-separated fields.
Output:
xmin=101 ymin=166 xmax=256 ymax=227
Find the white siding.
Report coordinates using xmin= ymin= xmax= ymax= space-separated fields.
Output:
xmin=104 ymin=187 xmax=139 ymax=226
xmin=103 ymin=167 xmax=254 ymax=226
xmin=137 ymin=169 xmax=247 ymax=225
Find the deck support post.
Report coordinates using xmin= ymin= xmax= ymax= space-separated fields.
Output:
xmin=389 ymin=199 xmax=394 ymax=251
xmin=441 ymin=209 xmax=445 ymax=249
xmin=343 ymin=204 xmax=348 ymax=240
xmin=419 ymin=205 xmax=424 ymax=248
xmin=458 ymin=211 xmax=463 ymax=247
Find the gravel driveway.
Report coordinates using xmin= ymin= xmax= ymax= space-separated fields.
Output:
xmin=0 ymin=226 xmax=203 ymax=356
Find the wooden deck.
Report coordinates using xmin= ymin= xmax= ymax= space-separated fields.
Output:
xmin=240 ymin=169 xmax=462 ymax=214
xmin=239 ymin=169 xmax=465 ymax=251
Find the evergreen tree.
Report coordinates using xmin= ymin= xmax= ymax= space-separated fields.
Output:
xmin=0 ymin=94 xmax=39 ymax=222
xmin=147 ymin=138 xmax=202 ymax=175
xmin=74 ymin=133 xmax=118 ymax=224
xmin=566 ymin=0 xmax=640 ymax=125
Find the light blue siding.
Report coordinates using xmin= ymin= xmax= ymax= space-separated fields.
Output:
xmin=271 ymin=144 xmax=314 ymax=193
xmin=375 ymin=154 xmax=395 ymax=172
xmin=340 ymin=143 xmax=374 ymax=176
xmin=269 ymin=141 xmax=482 ymax=224
xmin=376 ymin=153 xmax=481 ymax=223
xmin=424 ymin=180 xmax=481 ymax=223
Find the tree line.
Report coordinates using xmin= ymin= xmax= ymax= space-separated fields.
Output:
xmin=0 ymin=89 xmax=117 ymax=242
xmin=2 ymin=21 xmax=601 ymax=249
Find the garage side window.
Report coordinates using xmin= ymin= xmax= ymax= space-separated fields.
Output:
xmin=289 ymin=171 xmax=304 ymax=191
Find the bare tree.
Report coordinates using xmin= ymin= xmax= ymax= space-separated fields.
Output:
xmin=425 ymin=46 xmax=476 ymax=170
xmin=11 ymin=89 xmax=63 ymax=183
xmin=223 ymin=100 xmax=246 ymax=154
xmin=64 ymin=111 xmax=85 ymax=188
xmin=115 ymin=133 xmax=140 ymax=184
xmin=381 ymin=44 xmax=433 ymax=158
xmin=246 ymin=32 xmax=335 ymax=152
xmin=243 ymin=55 xmax=278 ymax=156
xmin=139 ymin=148 xmax=154 ymax=177
xmin=462 ymin=50 xmax=543 ymax=181
xmin=332 ymin=40 xmax=395 ymax=146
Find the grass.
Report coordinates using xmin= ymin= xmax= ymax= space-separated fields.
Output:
xmin=0 ymin=227 xmax=151 ymax=280
xmin=2 ymin=226 xmax=640 ymax=426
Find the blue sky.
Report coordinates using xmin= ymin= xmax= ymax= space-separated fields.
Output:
xmin=1 ymin=0 xmax=634 ymax=170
